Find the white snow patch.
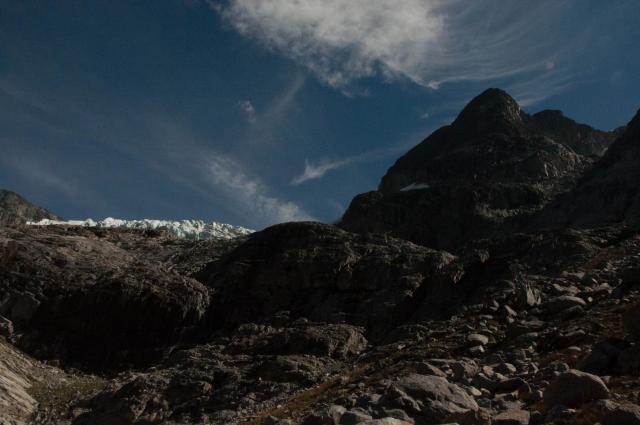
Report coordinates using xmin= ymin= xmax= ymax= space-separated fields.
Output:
xmin=27 ymin=217 xmax=253 ymax=240
xmin=400 ymin=183 xmax=430 ymax=192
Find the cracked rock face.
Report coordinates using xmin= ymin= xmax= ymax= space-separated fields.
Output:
xmin=199 ymin=222 xmax=459 ymax=340
xmin=536 ymin=108 xmax=640 ymax=228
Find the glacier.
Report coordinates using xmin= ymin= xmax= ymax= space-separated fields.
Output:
xmin=27 ymin=217 xmax=254 ymax=240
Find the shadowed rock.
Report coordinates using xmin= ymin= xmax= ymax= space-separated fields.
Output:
xmin=0 ymin=189 xmax=60 ymax=227
xmin=340 ymin=89 xmax=615 ymax=251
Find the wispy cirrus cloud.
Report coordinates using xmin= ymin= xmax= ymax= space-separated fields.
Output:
xmin=0 ymin=154 xmax=78 ymax=199
xmin=215 ymin=0 xmax=589 ymax=101
xmin=209 ymin=155 xmax=315 ymax=224
xmin=134 ymin=115 xmax=316 ymax=227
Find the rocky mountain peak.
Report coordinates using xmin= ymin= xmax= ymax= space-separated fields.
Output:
xmin=532 ymin=109 xmax=616 ymax=156
xmin=452 ymin=88 xmax=524 ymax=135
xmin=343 ymin=88 xmax=620 ymax=251
xmin=0 ymin=190 xmax=60 ymax=227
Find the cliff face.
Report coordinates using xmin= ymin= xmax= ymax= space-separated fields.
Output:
xmin=535 ymin=109 xmax=640 ymax=228
xmin=0 ymin=190 xmax=60 ymax=227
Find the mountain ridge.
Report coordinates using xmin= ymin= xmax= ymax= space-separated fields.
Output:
xmin=341 ymin=88 xmax=618 ymax=251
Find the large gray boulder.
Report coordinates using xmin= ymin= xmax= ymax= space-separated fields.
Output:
xmin=596 ymin=399 xmax=640 ymax=425
xmin=382 ymin=373 xmax=482 ymax=424
xmin=543 ymin=369 xmax=609 ymax=409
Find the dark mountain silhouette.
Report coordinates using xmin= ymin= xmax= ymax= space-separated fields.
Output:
xmin=340 ymin=88 xmax=616 ymax=251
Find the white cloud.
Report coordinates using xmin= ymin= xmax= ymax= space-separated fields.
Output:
xmin=291 ymin=157 xmax=350 ymax=186
xmin=216 ymin=0 xmax=582 ymax=101
xmin=209 ymin=156 xmax=315 ymax=224
xmin=238 ymin=99 xmax=256 ymax=123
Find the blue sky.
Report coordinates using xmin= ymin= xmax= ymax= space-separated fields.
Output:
xmin=1 ymin=1 xmax=639 ymax=229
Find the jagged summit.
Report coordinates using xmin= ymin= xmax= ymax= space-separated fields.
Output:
xmin=378 ymin=88 xmax=614 ymax=195
xmin=532 ymin=109 xmax=616 ymax=156
xmin=536 ymin=108 xmax=640 ymax=227
xmin=453 ymin=88 xmax=524 ymax=134
xmin=0 ymin=189 xmax=60 ymax=227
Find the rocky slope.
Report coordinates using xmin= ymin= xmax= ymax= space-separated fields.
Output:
xmin=2 ymin=89 xmax=640 ymax=425
xmin=0 ymin=190 xmax=60 ymax=227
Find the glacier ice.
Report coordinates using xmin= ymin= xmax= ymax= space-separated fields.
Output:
xmin=27 ymin=217 xmax=253 ymax=240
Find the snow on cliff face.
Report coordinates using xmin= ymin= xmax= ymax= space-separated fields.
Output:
xmin=27 ymin=217 xmax=254 ymax=240
xmin=400 ymin=182 xmax=430 ymax=192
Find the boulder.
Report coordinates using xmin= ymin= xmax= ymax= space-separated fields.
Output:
xmin=577 ymin=338 xmax=628 ymax=374
xmin=493 ymin=409 xmax=531 ymax=425
xmin=543 ymin=369 xmax=609 ymax=409
xmin=543 ymin=295 xmax=586 ymax=314
xmin=596 ymin=399 xmax=640 ymax=425
xmin=467 ymin=334 xmax=489 ymax=347
xmin=382 ymin=374 xmax=481 ymax=424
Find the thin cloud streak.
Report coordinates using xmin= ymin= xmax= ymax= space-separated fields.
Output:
xmin=209 ymin=155 xmax=316 ymax=224
xmin=291 ymin=157 xmax=351 ymax=186
xmin=290 ymin=142 xmax=415 ymax=186
xmin=1 ymin=156 xmax=78 ymax=199
xmin=136 ymin=115 xmax=316 ymax=227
